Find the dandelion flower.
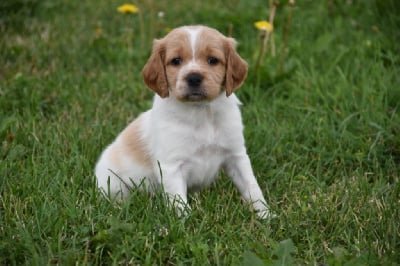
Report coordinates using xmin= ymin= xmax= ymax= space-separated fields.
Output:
xmin=95 ymin=27 xmax=102 ymax=38
xmin=254 ymin=20 xmax=273 ymax=33
xmin=117 ymin=4 xmax=139 ymax=14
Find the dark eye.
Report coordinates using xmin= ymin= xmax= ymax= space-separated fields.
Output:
xmin=171 ymin=57 xmax=182 ymax=66
xmin=207 ymin=57 xmax=219 ymax=65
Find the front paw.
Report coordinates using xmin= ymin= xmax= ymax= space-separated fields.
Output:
xmin=256 ymin=208 xmax=277 ymax=220
xmin=167 ymin=194 xmax=191 ymax=217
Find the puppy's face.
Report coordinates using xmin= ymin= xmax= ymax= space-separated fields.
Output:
xmin=142 ymin=26 xmax=248 ymax=101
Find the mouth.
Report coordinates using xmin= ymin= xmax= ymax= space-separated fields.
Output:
xmin=183 ymin=91 xmax=208 ymax=101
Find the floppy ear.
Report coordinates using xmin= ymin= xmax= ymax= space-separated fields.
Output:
xmin=142 ymin=39 xmax=169 ymax=98
xmin=224 ymin=38 xmax=248 ymax=97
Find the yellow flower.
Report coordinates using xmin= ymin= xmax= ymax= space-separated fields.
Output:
xmin=95 ymin=27 xmax=102 ymax=38
xmin=117 ymin=4 xmax=139 ymax=14
xmin=254 ymin=20 xmax=273 ymax=32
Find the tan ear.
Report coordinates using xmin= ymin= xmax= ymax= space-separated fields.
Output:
xmin=224 ymin=38 xmax=248 ymax=97
xmin=142 ymin=39 xmax=169 ymax=98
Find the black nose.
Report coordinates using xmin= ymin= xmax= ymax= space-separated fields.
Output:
xmin=186 ymin=73 xmax=203 ymax=87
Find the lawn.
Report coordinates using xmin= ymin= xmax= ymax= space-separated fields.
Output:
xmin=1 ymin=0 xmax=399 ymax=264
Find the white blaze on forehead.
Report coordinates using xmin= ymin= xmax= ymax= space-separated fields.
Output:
xmin=177 ymin=27 xmax=203 ymax=79
xmin=184 ymin=26 xmax=202 ymax=60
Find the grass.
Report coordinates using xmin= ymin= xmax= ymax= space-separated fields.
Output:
xmin=1 ymin=0 xmax=399 ymax=264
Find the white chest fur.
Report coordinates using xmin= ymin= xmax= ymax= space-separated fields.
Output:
xmin=143 ymin=94 xmax=245 ymax=191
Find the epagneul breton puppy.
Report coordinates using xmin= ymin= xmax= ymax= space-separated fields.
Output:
xmin=95 ymin=25 xmax=271 ymax=219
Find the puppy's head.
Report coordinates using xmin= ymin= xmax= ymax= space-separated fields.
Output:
xmin=142 ymin=25 xmax=248 ymax=101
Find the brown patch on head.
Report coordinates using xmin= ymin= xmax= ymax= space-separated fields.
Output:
xmin=223 ymin=37 xmax=248 ymax=96
xmin=119 ymin=115 xmax=151 ymax=167
xmin=162 ymin=28 xmax=192 ymax=99
xmin=142 ymin=39 xmax=169 ymax=98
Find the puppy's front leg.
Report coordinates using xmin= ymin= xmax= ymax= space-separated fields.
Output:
xmin=155 ymin=162 xmax=190 ymax=216
xmin=224 ymin=154 xmax=272 ymax=219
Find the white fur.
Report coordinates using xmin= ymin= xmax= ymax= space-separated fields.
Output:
xmin=185 ymin=27 xmax=200 ymax=59
xmin=180 ymin=27 xmax=201 ymax=76
xmin=95 ymin=26 xmax=272 ymax=219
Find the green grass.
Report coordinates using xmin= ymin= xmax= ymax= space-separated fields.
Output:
xmin=1 ymin=0 xmax=399 ymax=264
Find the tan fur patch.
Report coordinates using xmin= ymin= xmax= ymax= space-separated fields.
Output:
xmin=163 ymin=29 xmax=192 ymax=63
xmin=119 ymin=115 xmax=151 ymax=167
xmin=223 ymin=38 xmax=248 ymax=96
xmin=163 ymin=29 xmax=192 ymax=90
xmin=195 ymin=28 xmax=227 ymax=99
xmin=108 ymin=146 xmax=121 ymax=168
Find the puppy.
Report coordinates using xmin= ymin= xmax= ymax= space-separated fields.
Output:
xmin=95 ymin=25 xmax=271 ymax=218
